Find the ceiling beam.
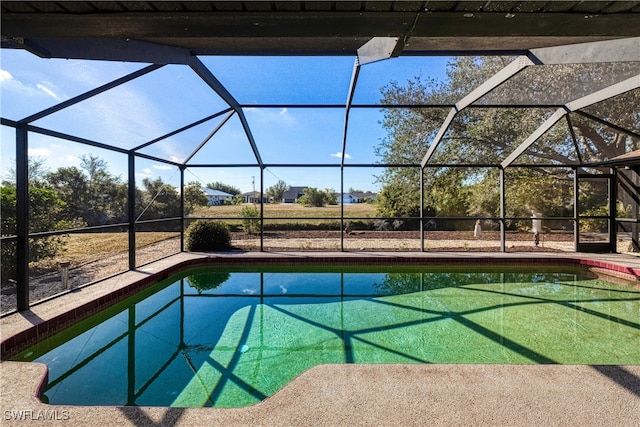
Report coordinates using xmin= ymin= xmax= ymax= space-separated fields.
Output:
xmin=3 ymin=11 xmax=639 ymax=55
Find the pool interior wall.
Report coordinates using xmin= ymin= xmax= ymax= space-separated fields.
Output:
xmin=2 ymin=251 xmax=640 ymax=361
xmin=12 ymin=263 xmax=640 ymax=408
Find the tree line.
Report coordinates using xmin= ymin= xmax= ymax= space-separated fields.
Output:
xmin=375 ymin=56 xmax=638 ymax=229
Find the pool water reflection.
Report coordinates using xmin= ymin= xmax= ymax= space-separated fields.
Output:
xmin=15 ymin=266 xmax=640 ymax=408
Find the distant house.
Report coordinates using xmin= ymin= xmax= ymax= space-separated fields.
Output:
xmin=352 ymin=191 xmax=377 ymax=203
xmin=338 ymin=192 xmax=377 ymax=204
xmin=282 ymin=186 xmax=308 ymax=203
xmin=339 ymin=193 xmax=360 ymax=204
xmin=202 ymin=188 xmax=234 ymax=206
xmin=242 ymin=191 xmax=267 ymax=204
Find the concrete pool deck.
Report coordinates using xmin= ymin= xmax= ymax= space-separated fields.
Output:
xmin=1 ymin=251 xmax=639 ymax=426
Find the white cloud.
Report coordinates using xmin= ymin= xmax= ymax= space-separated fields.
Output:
xmin=134 ymin=168 xmax=154 ymax=179
xmin=36 ymin=83 xmax=61 ymax=100
xmin=153 ymin=164 xmax=173 ymax=170
xmin=28 ymin=148 xmax=52 ymax=157
xmin=330 ymin=151 xmax=352 ymax=159
xmin=245 ymin=107 xmax=295 ymax=125
xmin=0 ymin=69 xmax=16 ymax=83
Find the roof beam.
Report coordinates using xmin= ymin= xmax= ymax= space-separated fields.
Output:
xmin=421 ymin=55 xmax=534 ymax=167
xmin=1 ymin=38 xmax=192 ymax=64
xmin=341 ymin=37 xmax=401 ymax=167
xmin=188 ymin=56 xmax=263 ymax=167
xmin=3 ymin=12 xmax=639 ymax=40
xmin=3 ymin=11 xmax=639 ymax=55
xmin=20 ymin=64 xmax=164 ymax=124
xmin=341 ymin=58 xmax=360 ymax=168
xmin=501 ymin=74 xmax=640 ymax=168
xmin=529 ymin=37 xmax=640 ymax=65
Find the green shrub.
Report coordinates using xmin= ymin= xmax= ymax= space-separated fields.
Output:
xmin=186 ymin=271 xmax=231 ymax=293
xmin=240 ymin=205 xmax=260 ymax=233
xmin=185 ymin=220 xmax=232 ymax=251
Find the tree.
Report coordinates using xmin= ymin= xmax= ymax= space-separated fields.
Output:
xmin=46 ymin=154 xmax=127 ymax=226
xmin=4 ymin=156 xmax=51 ymax=188
xmin=184 ymin=181 xmax=208 ymax=214
xmin=324 ymin=188 xmax=338 ymax=205
xmin=297 ymin=187 xmax=327 ymax=207
xmin=266 ymin=180 xmax=288 ymax=202
xmin=375 ymin=57 xmax=638 ymax=225
xmin=207 ymin=181 xmax=241 ymax=196
xmin=138 ymin=177 xmax=180 ymax=220
xmin=1 ymin=185 xmax=66 ymax=282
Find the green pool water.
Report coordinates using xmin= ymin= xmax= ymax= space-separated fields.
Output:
xmin=14 ymin=265 xmax=640 ymax=408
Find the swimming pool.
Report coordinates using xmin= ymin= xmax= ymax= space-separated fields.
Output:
xmin=14 ymin=265 xmax=640 ymax=408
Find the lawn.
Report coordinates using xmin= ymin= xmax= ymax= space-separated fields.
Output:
xmin=190 ymin=203 xmax=377 ymax=222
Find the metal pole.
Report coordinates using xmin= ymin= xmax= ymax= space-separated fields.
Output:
xmin=15 ymin=124 xmax=29 ymax=310
xmin=499 ymin=167 xmax=506 ymax=252
xmin=420 ymin=167 xmax=424 ymax=252
xmin=340 ymin=166 xmax=344 ymax=252
xmin=260 ymin=167 xmax=264 ymax=252
xmin=128 ymin=153 xmax=136 ymax=270
xmin=574 ymin=167 xmax=579 ymax=251
xmin=610 ymin=168 xmax=617 ymax=253
xmin=180 ymin=166 xmax=185 ymax=252
xmin=633 ymin=166 xmax=640 ymax=252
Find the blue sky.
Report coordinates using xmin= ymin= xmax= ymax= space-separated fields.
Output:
xmin=1 ymin=49 xmax=450 ymax=193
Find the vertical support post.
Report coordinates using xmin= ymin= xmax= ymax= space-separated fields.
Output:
xmin=340 ymin=165 xmax=344 ymax=252
xmin=420 ymin=167 xmax=424 ymax=252
xmin=15 ymin=124 xmax=29 ymax=311
xmin=260 ymin=166 xmax=264 ymax=252
xmin=573 ymin=168 xmax=579 ymax=251
xmin=128 ymin=152 xmax=136 ymax=270
xmin=609 ymin=168 xmax=617 ymax=253
xmin=632 ymin=166 xmax=640 ymax=252
xmin=180 ymin=166 xmax=185 ymax=252
xmin=499 ymin=167 xmax=506 ymax=252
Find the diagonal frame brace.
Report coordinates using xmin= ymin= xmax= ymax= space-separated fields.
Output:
xmin=183 ymin=111 xmax=235 ymax=165
xmin=188 ymin=56 xmax=263 ymax=167
xmin=501 ymin=74 xmax=640 ymax=168
xmin=421 ymin=55 xmax=534 ymax=167
xmin=20 ymin=64 xmax=164 ymax=124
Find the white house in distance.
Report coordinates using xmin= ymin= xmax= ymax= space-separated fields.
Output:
xmin=339 ymin=193 xmax=360 ymax=204
xmin=202 ymin=188 xmax=234 ymax=205
xmin=339 ymin=191 xmax=377 ymax=204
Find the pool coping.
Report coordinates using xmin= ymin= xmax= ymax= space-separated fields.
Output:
xmin=1 ymin=362 xmax=638 ymax=426
xmin=1 ymin=251 xmax=639 ymax=360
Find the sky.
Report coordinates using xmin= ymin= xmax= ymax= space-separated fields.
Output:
xmin=1 ymin=49 xmax=451 ymax=193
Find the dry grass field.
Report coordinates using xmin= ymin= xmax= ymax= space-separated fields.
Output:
xmin=29 ymin=204 xmax=377 ymax=273
xmin=190 ymin=203 xmax=377 ymax=220
xmin=31 ymin=231 xmax=179 ymax=273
